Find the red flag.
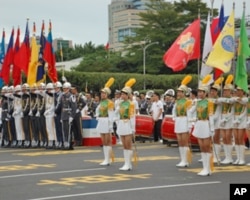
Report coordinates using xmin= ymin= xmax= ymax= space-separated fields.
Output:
xmin=12 ymin=27 xmax=21 ymax=86
xmin=0 ymin=28 xmax=14 ymax=84
xmin=163 ymin=19 xmax=200 ymax=72
xmin=105 ymin=42 xmax=109 ymax=50
xmin=43 ymin=21 xmax=58 ymax=83
xmin=13 ymin=21 xmax=30 ymax=76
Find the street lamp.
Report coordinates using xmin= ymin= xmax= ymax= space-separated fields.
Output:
xmin=143 ymin=41 xmax=159 ymax=90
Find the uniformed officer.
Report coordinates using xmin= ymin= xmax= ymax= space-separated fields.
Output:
xmin=12 ymin=85 xmax=25 ymax=147
xmin=21 ymin=83 xmax=31 ymax=148
xmin=54 ymin=81 xmax=63 ymax=148
xmin=60 ymin=82 xmax=77 ymax=150
xmin=71 ymin=86 xmax=86 ymax=146
xmin=44 ymin=83 xmax=57 ymax=149
xmin=96 ymin=78 xmax=115 ymax=166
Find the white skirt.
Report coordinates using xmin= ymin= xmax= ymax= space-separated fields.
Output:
xmin=117 ymin=120 xmax=132 ymax=136
xmin=96 ymin=117 xmax=110 ymax=134
xmin=192 ymin=120 xmax=213 ymax=139
xmin=174 ymin=117 xmax=188 ymax=134
xmin=219 ymin=114 xmax=233 ymax=129
xmin=233 ymin=115 xmax=247 ymax=129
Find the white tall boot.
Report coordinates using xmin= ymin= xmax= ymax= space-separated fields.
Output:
xmin=119 ymin=150 xmax=132 ymax=171
xmin=233 ymin=145 xmax=240 ymax=165
xmin=238 ymin=145 xmax=245 ymax=165
xmin=221 ymin=145 xmax=233 ymax=164
xmin=206 ymin=153 xmax=212 ymax=176
xmin=176 ymin=147 xmax=186 ymax=167
xmin=213 ymin=144 xmax=221 ymax=163
xmin=197 ymin=152 xmax=206 ymax=176
xmin=100 ymin=146 xmax=110 ymax=166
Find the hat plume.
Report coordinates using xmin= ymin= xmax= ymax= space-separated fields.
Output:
xmin=125 ymin=78 xmax=136 ymax=87
xmin=105 ymin=77 xmax=115 ymax=88
xmin=181 ymin=75 xmax=192 ymax=86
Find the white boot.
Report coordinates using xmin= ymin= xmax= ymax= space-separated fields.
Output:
xmin=206 ymin=153 xmax=212 ymax=176
xmin=197 ymin=152 xmax=207 ymax=176
xmin=100 ymin=146 xmax=110 ymax=166
xmin=233 ymin=145 xmax=240 ymax=165
xmin=119 ymin=150 xmax=132 ymax=171
xmin=213 ymin=144 xmax=221 ymax=163
xmin=238 ymin=145 xmax=245 ymax=165
xmin=176 ymin=147 xmax=187 ymax=167
xmin=221 ymin=145 xmax=233 ymax=164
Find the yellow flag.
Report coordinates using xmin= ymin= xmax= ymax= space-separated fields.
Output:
xmin=27 ymin=36 xmax=40 ymax=85
xmin=205 ymin=10 xmax=235 ymax=73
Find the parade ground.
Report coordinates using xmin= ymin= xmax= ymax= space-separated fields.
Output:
xmin=1 ymin=142 xmax=250 ymax=200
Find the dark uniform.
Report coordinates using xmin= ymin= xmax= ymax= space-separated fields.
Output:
xmin=71 ymin=93 xmax=86 ymax=146
xmin=60 ymin=91 xmax=77 ymax=149
xmin=1 ymin=95 xmax=11 ymax=147
xmin=37 ymin=93 xmax=47 ymax=147
xmin=21 ymin=92 xmax=31 ymax=147
xmin=54 ymin=89 xmax=63 ymax=148
xmin=29 ymin=92 xmax=39 ymax=147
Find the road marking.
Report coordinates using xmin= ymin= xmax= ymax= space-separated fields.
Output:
xmin=180 ymin=165 xmax=250 ymax=173
xmin=38 ymin=173 xmax=152 ymax=186
xmin=0 ymin=164 xmax=55 ymax=172
xmin=0 ymin=168 xmax=105 ymax=179
xmin=85 ymin=155 xmax=178 ymax=163
xmin=28 ymin=181 xmax=221 ymax=200
xmin=0 ymin=160 xmax=23 ymax=164
xmin=13 ymin=149 xmax=100 ymax=156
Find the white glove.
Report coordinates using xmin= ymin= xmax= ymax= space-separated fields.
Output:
xmin=36 ymin=112 xmax=40 ymax=117
xmin=12 ymin=111 xmax=17 ymax=117
xmin=44 ymin=111 xmax=48 ymax=116
xmin=20 ymin=112 xmax=23 ymax=117
xmin=76 ymin=109 xmax=80 ymax=113
xmin=69 ymin=117 xmax=73 ymax=123
xmin=29 ymin=111 xmax=33 ymax=116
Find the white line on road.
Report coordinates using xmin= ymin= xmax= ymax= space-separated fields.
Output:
xmin=28 ymin=181 xmax=221 ymax=200
xmin=0 ymin=160 xmax=23 ymax=164
xmin=0 ymin=168 xmax=105 ymax=179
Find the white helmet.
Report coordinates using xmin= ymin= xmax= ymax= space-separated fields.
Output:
xmin=39 ymin=83 xmax=46 ymax=89
xmin=133 ymin=91 xmax=139 ymax=97
xmin=15 ymin=85 xmax=22 ymax=92
xmin=22 ymin=83 xmax=30 ymax=90
xmin=63 ymin=82 xmax=71 ymax=89
xmin=8 ymin=86 xmax=14 ymax=93
xmin=55 ymin=81 xmax=62 ymax=88
xmin=1 ymin=86 xmax=8 ymax=93
xmin=46 ymin=83 xmax=54 ymax=90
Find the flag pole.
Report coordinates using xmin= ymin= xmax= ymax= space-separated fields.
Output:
xmin=197 ymin=8 xmax=201 ymax=85
xmin=232 ymin=2 xmax=236 ymax=87
xmin=60 ymin=42 xmax=65 ymax=79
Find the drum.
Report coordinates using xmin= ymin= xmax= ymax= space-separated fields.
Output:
xmin=161 ymin=115 xmax=199 ymax=146
xmin=135 ymin=115 xmax=154 ymax=138
xmin=161 ymin=115 xmax=176 ymax=142
xmin=82 ymin=117 xmax=116 ymax=146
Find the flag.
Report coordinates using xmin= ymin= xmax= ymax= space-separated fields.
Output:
xmin=213 ymin=2 xmax=226 ymax=79
xmin=235 ymin=9 xmax=250 ymax=93
xmin=27 ymin=23 xmax=40 ymax=85
xmin=44 ymin=21 xmax=58 ymax=83
xmin=12 ymin=27 xmax=21 ymax=86
xmin=105 ymin=42 xmax=109 ymax=51
xmin=163 ymin=19 xmax=200 ymax=72
xmin=200 ymin=13 xmax=213 ymax=80
xmin=36 ymin=21 xmax=46 ymax=83
xmin=0 ymin=28 xmax=14 ymax=85
xmin=0 ymin=30 xmax=6 ymax=87
xmin=14 ymin=20 xmax=30 ymax=76
xmin=205 ymin=10 xmax=235 ymax=73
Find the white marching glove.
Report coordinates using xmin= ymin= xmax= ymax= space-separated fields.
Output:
xmin=36 ymin=112 xmax=40 ymax=117
xmin=69 ymin=117 xmax=73 ymax=123
xmin=29 ymin=111 xmax=33 ymax=116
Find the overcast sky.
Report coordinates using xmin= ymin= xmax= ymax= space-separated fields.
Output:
xmin=0 ymin=0 xmax=248 ymax=46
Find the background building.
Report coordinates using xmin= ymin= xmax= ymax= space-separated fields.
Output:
xmin=108 ymin=0 xmax=149 ymax=51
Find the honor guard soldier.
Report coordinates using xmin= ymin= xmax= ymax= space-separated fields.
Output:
xmin=116 ymin=78 xmax=136 ymax=171
xmin=71 ymin=86 xmax=86 ymax=146
xmin=1 ymin=86 xmax=11 ymax=147
xmin=21 ymin=83 xmax=31 ymax=148
xmin=60 ymin=82 xmax=77 ymax=150
xmin=29 ymin=84 xmax=39 ymax=148
xmin=96 ymin=78 xmax=115 ymax=166
xmin=192 ymin=75 xmax=215 ymax=176
xmin=37 ymin=83 xmax=48 ymax=147
xmin=54 ymin=81 xmax=63 ymax=148
xmin=172 ymin=75 xmax=193 ymax=168
xmin=8 ymin=86 xmax=17 ymax=147
xmin=85 ymin=92 xmax=95 ymax=118
xmin=12 ymin=85 xmax=25 ymax=147
xmin=44 ymin=83 xmax=57 ymax=149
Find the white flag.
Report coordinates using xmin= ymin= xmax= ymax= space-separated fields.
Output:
xmin=200 ymin=12 xmax=213 ymax=85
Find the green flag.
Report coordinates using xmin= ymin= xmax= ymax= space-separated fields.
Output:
xmin=235 ymin=10 xmax=250 ymax=93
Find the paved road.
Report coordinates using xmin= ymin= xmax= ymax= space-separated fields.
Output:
xmin=0 ymin=142 xmax=250 ymax=200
